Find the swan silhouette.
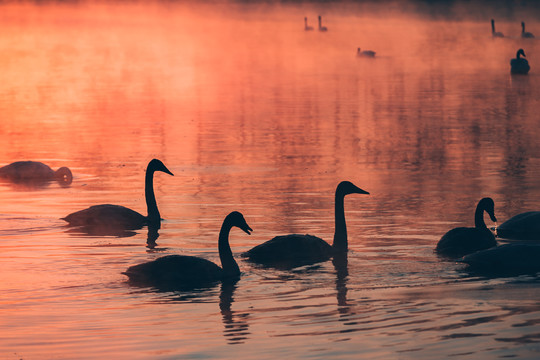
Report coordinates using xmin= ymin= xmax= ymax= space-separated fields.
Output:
xmin=0 ymin=161 xmax=72 ymax=184
xmin=510 ymin=49 xmax=530 ymax=74
xmin=460 ymin=244 xmax=540 ymax=275
xmin=436 ymin=197 xmax=497 ymax=258
xmin=318 ymin=15 xmax=328 ymax=32
xmin=242 ymin=181 xmax=369 ymax=267
xmin=304 ymin=17 xmax=313 ymax=31
xmin=62 ymin=159 xmax=173 ymax=230
xmin=491 ymin=19 xmax=504 ymax=37
xmin=357 ymin=48 xmax=376 ymax=57
xmin=497 ymin=211 xmax=540 ymax=240
xmin=123 ymin=211 xmax=252 ymax=289
xmin=521 ymin=21 xmax=535 ymax=38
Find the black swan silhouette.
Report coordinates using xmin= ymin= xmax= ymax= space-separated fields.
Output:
xmin=318 ymin=15 xmax=328 ymax=32
xmin=510 ymin=49 xmax=530 ymax=74
xmin=357 ymin=48 xmax=376 ymax=58
xmin=304 ymin=17 xmax=313 ymax=31
xmin=436 ymin=197 xmax=497 ymax=257
xmin=0 ymin=161 xmax=72 ymax=184
xmin=491 ymin=19 xmax=504 ymax=38
xmin=521 ymin=21 xmax=535 ymax=38
xmin=63 ymin=159 xmax=173 ymax=230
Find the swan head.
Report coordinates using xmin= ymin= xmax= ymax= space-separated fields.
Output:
xmin=148 ymin=159 xmax=174 ymax=176
xmin=54 ymin=166 xmax=73 ymax=184
xmin=337 ymin=181 xmax=370 ymax=196
xmin=479 ymin=197 xmax=497 ymax=223
xmin=227 ymin=211 xmax=253 ymax=235
xmin=517 ymin=48 xmax=526 ymax=58
xmin=522 ymin=21 xmax=525 ymax=29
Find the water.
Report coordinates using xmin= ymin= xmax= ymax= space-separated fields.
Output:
xmin=1 ymin=2 xmax=540 ymax=359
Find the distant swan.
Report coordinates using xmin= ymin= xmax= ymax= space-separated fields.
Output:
xmin=304 ymin=17 xmax=313 ymax=31
xmin=318 ymin=15 xmax=328 ymax=32
xmin=521 ymin=21 xmax=535 ymax=38
xmin=62 ymin=159 xmax=173 ymax=230
xmin=0 ymin=161 xmax=72 ymax=184
xmin=461 ymin=244 xmax=540 ymax=275
xmin=497 ymin=211 xmax=540 ymax=240
xmin=491 ymin=19 xmax=504 ymax=37
xmin=123 ymin=211 xmax=252 ymax=288
xmin=510 ymin=49 xmax=530 ymax=74
xmin=242 ymin=181 xmax=369 ymax=266
xmin=357 ymin=48 xmax=376 ymax=57
xmin=436 ymin=197 xmax=497 ymax=257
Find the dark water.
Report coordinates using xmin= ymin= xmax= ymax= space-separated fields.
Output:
xmin=0 ymin=2 xmax=539 ymax=359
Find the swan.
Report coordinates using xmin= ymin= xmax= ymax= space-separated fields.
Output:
xmin=510 ymin=49 xmax=530 ymax=74
xmin=491 ymin=19 xmax=504 ymax=37
xmin=304 ymin=17 xmax=313 ymax=31
xmin=497 ymin=211 xmax=540 ymax=240
xmin=318 ymin=15 xmax=328 ymax=32
xmin=521 ymin=22 xmax=535 ymax=38
xmin=62 ymin=159 xmax=173 ymax=230
xmin=436 ymin=197 xmax=497 ymax=257
xmin=123 ymin=211 xmax=252 ymax=288
xmin=242 ymin=181 xmax=369 ymax=266
xmin=460 ymin=244 xmax=540 ymax=275
xmin=357 ymin=48 xmax=376 ymax=58
xmin=0 ymin=161 xmax=72 ymax=184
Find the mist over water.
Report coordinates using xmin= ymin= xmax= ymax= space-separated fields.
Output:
xmin=0 ymin=1 xmax=540 ymax=359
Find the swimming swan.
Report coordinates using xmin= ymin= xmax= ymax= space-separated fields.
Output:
xmin=123 ymin=211 xmax=252 ymax=288
xmin=304 ymin=17 xmax=313 ymax=31
xmin=460 ymin=244 xmax=540 ymax=275
xmin=242 ymin=181 xmax=369 ymax=266
xmin=436 ymin=197 xmax=497 ymax=257
xmin=510 ymin=49 xmax=530 ymax=74
xmin=357 ymin=48 xmax=376 ymax=57
xmin=497 ymin=211 xmax=540 ymax=240
xmin=0 ymin=161 xmax=72 ymax=184
xmin=491 ymin=19 xmax=504 ymax=37
xmin=62 ymin=159 xmax=173 ymax=230
xmin=521 ymin=22 xmax=535 ymax=38
xmin=318 ymin=15 xmax=328 ymax=32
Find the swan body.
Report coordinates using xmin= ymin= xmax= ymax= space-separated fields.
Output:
xmin=0 ymin=161 xmax=72 ymax=184
xmin=510 ymin=49 xmax=530 ymax=74
xmin=436 ymin=197 xmax=497 ymax=257
xmin=497 ymin=211 xmax=540 ymax=240
xmin=242 ymin=181 xmax=369 ymax=266
xmin=63 ymin=159 xmax=173 ymax=230
xmin=461 ymin=244 xmax=540 ymax=275
xmin=318 ymin=16 xmax=328 ymax=32
xmin=491 ymin=19 xmax=504 ymax=37
xmin=304 ymin=17 xmax=313 ymax=31
xmin=521 ymin=22 xmax=535 ymax=38
xmin=124 ymin=211 xmax=252 ymax=288
xmin=357 ymin=48 xmax=376 ymax=58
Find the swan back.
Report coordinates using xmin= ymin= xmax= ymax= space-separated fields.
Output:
xmin=497 ymin=211 xmax=540 ymax=240
xmin=461 ymin=244 xmax=540 ymax=275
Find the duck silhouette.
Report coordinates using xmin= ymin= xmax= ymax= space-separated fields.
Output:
xmin=123 ymin=211 xmax=252 ymax=289
xmin=521 ymin=21 xmax=535 ymax=38
xmin=242 ymin=181 xmax=369 ymax=268
xmin=0 ymin=161 xmax=72 ymax=185
xmin=510 ymin=49 xmax=530 ymax=74
xmin=497 ymin=211 xmax=540 ymax=240
xmin=491 ymin=19 xmax=504 ymax=37
xmin=436 ymin=197 xmax=497 ymax=258
xmin=63 ymin=159 xmax=173 ymax=230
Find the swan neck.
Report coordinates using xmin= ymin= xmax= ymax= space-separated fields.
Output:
xmin=219 ymin=219 xmax=240 ymax=277
xmin=474 ymin=204 xmax=487 ymax=228
xmin=145 ymin=168 xmax=160 ymax=225
xmin=332 ymin=189 xmax=347 ymax=252
xmin=491 ymin=21 xmax=495 ymax=33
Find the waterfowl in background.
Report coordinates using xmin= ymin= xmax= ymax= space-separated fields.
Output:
xmin=510 ymin=49 xmax=530 ymax=74
xmin=63 ymin=159 xmax=173 ymax=230
xmin=357 ymin=48 xmax=376 ymax=58
xmin=436 ymin=197 xmax=497 ymax=258
xmin=304 ymin=17 xmax=313 ymax=31
xmin=318 ymin=15 xmax=328 ymax=32
xmin=497 ymin=211 xmax=540 ymax=240
xmin=521 ymin=21 xmax=535 ymax=38
xmin=242 ymin=181 xmax=369 ymax=267
xmin=461 ymin=244 xmax=540 ymax=275
xmin=124 ymin=211 xmax=252 ymax=289
xmin=0 ymin=161 xmax=72 ymax=185
xmin=491 ymin=19 xmax=504 ymax=37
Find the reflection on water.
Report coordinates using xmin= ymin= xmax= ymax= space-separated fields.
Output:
xmin=0 ymin=1 xmax=539 ymax=359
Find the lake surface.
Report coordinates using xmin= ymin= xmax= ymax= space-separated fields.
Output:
xmin=0 ymin=2 xmax=539 ymax=359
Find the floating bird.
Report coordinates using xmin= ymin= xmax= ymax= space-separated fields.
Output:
xmin=318 ymin=15 xmax=328 ymax=32
xmin=436 ymin=198 xmax=497 ymax=258
xmin=304 ymin=17 xmax=313 ymax=31
xmin=497 ymin=211 xmax=540 ymax=240
xmin=0 ymin=161 xmax=72 ymax=184
xmin=460 ymin=244 xmax=540 ymax=275
xmin=242 ymin=181 xmax=369 ymax=267
xmin=62 ymin=159 xmax=173 ymax=230
xmin=357 ymin=48 xmax=376 ymax=57
xmin=123 ymin=211 xmax=252 ymax=289
xmin=491 ymin=19 xmax=504 ymax=37
xmin=510 ymin=48 xmax=530 ymax=74
xmin=521 ymin=21 xmax=535 ymax=38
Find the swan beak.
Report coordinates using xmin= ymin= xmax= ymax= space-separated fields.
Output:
xmin=355 ymin=187 xmax=370 ymax=195
xmin=241 ymin=224 xmax=253 ymax=235
xmin=161 ymin=166 xmax=174 ymax=176
xmin=489 ymin=212 xmax=497 ymax=223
